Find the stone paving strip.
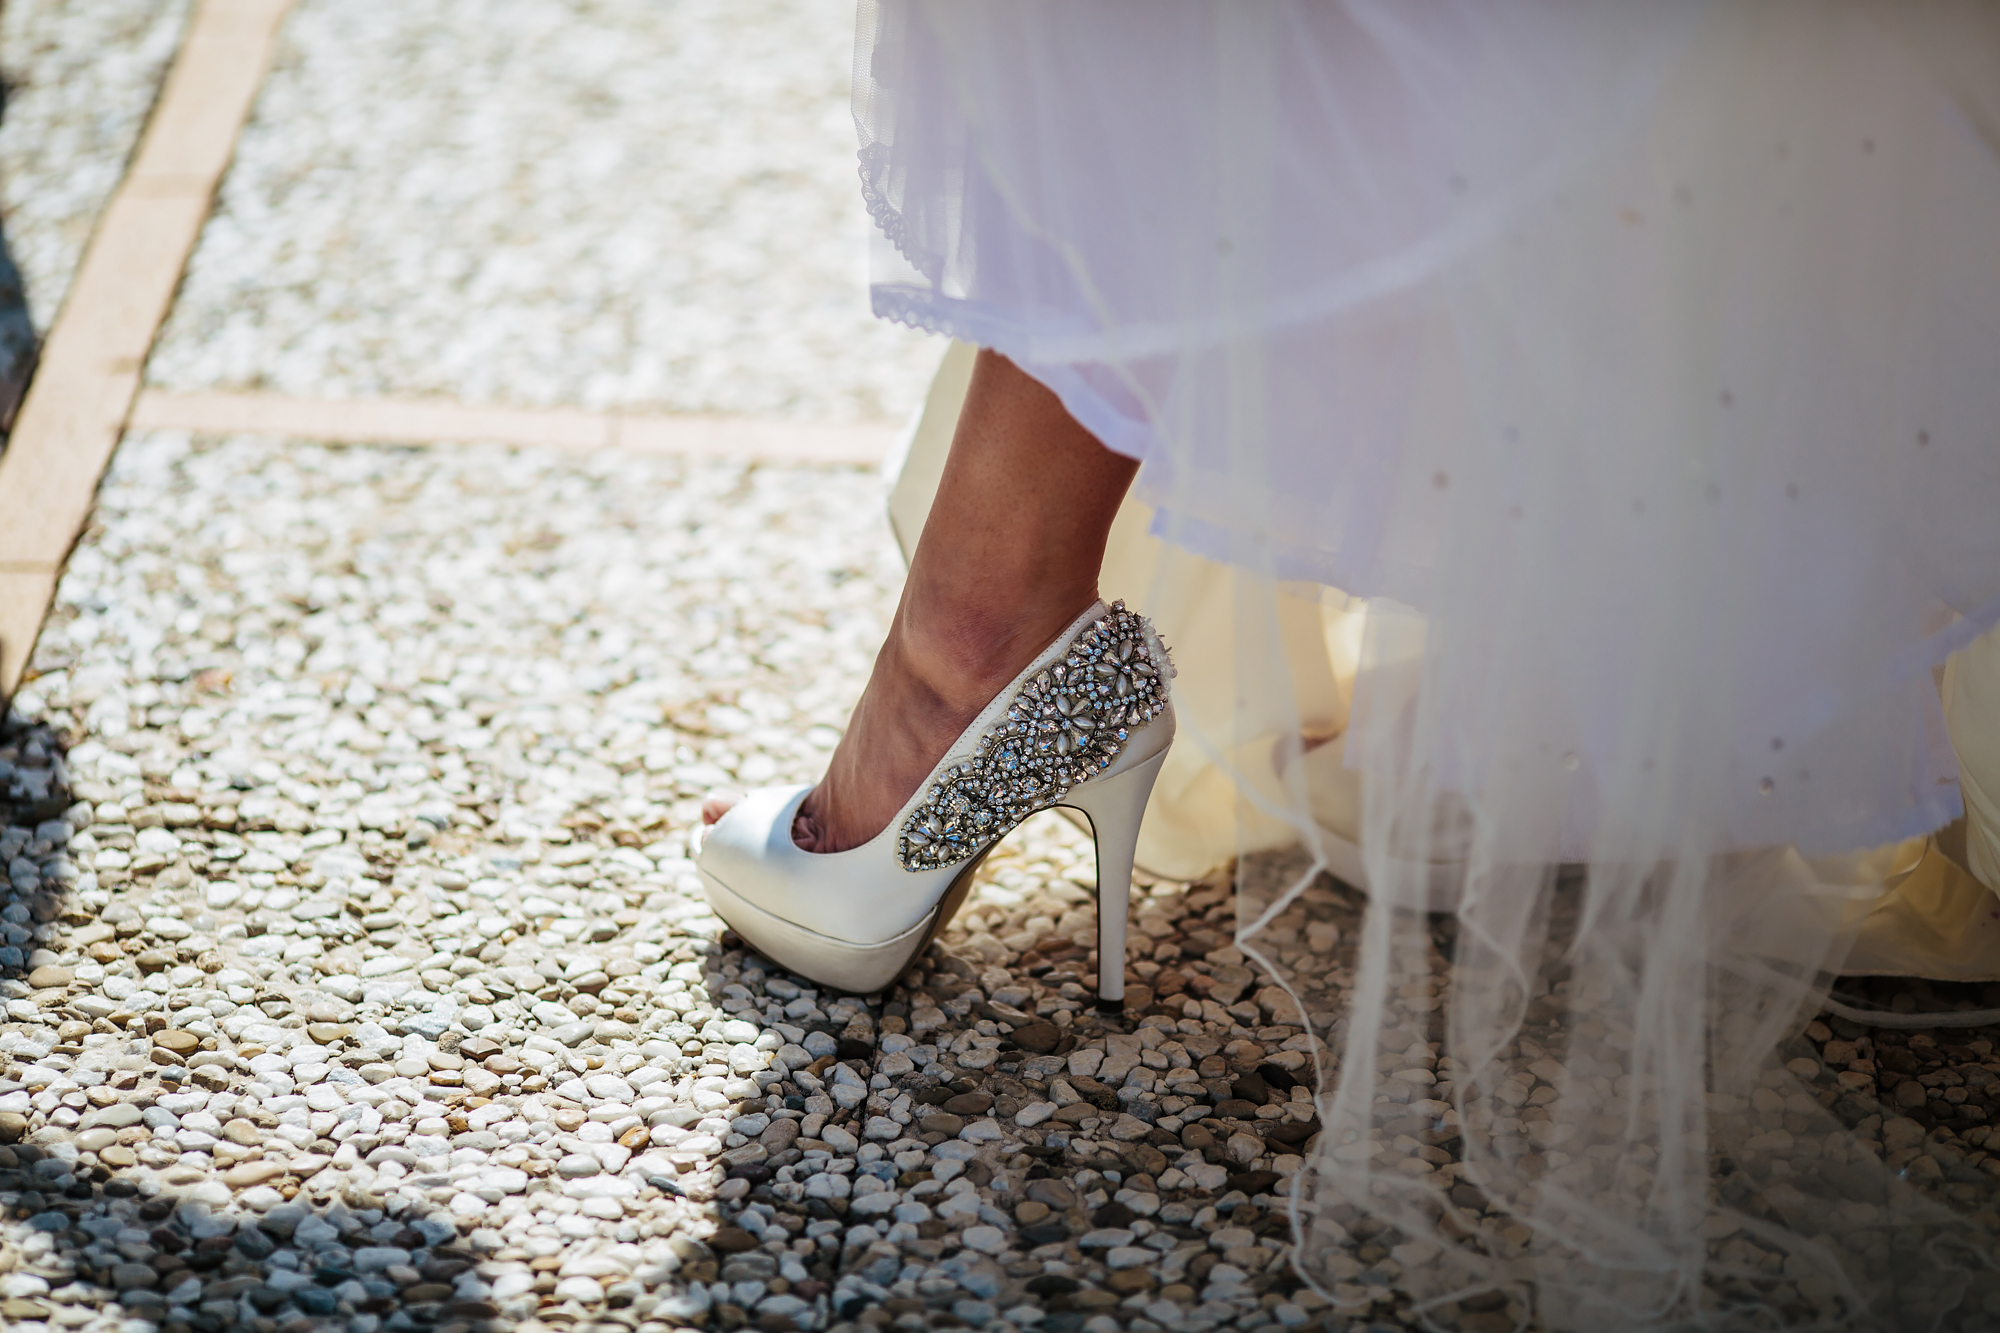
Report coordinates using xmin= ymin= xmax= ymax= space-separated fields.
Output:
xmin=146 ymin=0 xmax=943 ymax=425
xmin=127 ymin=390 xmax=898 ymax=466
xmin=0 ymin=0 xmax=291 ymax=697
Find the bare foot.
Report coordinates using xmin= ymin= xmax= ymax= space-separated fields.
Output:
xmin=700 ymin=791 xmax=743 ymax=827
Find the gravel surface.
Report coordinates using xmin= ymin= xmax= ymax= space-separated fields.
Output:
xmin=145 ymin=0 xmax=943 ymax=423
xmin=0 ymin=429 xmax=1343 ymax=1333
xmin=0 ymin=0 xmax=193 ymax=333
xmin=2 ymin=430 xmax=1999 ymax=1332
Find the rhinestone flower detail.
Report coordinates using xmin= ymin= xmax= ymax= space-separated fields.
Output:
xmin=897 ymin=602 xmax=1169 ymax=872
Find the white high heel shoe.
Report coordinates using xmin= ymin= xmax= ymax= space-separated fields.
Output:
xmin=698 ymin=599 xmax=1174 ymax=1001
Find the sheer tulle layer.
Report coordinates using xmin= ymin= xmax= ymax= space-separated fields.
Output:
xmin=858 ymin=3 xmax=2000 ymax=1327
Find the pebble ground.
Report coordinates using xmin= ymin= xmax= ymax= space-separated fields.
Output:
xmin=145 ymin=0 xmax=942 ymax=423
xmin=0 ymin=429 xmax=1350 ymax=1333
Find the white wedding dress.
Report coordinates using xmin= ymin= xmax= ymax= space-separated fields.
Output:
xmin=856 ymin=3 xmax=2000 ymax=1328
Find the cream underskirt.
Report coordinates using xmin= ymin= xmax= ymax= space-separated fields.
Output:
xmin=888 ymin=341 xmax=2000 ymax=983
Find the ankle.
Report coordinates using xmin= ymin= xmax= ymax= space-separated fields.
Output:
xmin=896 ymin=590 xmax=1097 ymax=713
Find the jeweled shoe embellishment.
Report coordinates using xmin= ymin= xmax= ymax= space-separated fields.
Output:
xmin=896 ymin=602 xmax=1170 ymax=872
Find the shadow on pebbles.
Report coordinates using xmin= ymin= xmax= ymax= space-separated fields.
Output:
xmin=0 ymin=431 xmax=1360 ymax=1333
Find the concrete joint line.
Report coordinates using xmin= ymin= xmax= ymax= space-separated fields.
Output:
xmin=127 ymin=389 xmax=899 ymax=468
xmin=0 ymin=0 xmax=293 ymax=699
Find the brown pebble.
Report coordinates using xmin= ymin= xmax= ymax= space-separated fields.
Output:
xmin=27 ymin=965 xmax=72 ymax=988
xmin=154 ymin=1029 xmax=201 ymax=1055
xmin=1025 ymin=1178 xmax=1079 ymax=1210
xmin=222 ymin=1160 xmax=286 ymax=1188
xmin=1014 ymin=1200 xmax=1051 ymax=1224
xmin=305 ymin=1024 xmax=351 ymax=1045
xmin=1010 ymin=1020 xmax=1062 ymax=1054
xmin=135 ymin=950 xmax=174 ymax=972
xmin=942 ymin=1092 xmax=993 ymax=1116
xmin=1263 ymin=1116 xmax=1322 ymax=1150
xmin=759 ymin=1118 xmax=801 ymax=1154
xmin=919 ymin=1112 xmax=964 ymax=1136
xmin=100 ymin=1144 xmax=138 ymax=1167
xmin=1106 ymin=1269 xmax=1156 ymax=1294
xmin=222 ymin=1119 xmax=262 ymax=1145
xmin=1227 ymin=1169 xmax=1282 ymax=1196
xmin=1223 ymin=1039 xmax=1267 ymax=1071
xmin=0 ymin=1112 xmax=27 ymax=1143
xmin=458 ymin=1037 xmax=502 ymax=1060
xmin=710 ymin=1227 xmax=758 ymax=1254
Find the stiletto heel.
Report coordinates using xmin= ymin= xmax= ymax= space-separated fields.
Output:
xmin=699 ymin=600 xmax=1175 ymax=995
xmin=1060 ymin=746 xmax=1168 ymax=1007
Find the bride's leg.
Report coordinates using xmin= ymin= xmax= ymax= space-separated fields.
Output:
xmin=704 ymin=348 xmax=1138 ymax=851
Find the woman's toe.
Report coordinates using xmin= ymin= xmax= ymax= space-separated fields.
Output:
xmin=791 ymin=809 xmax=825 ymax=853
xmin=701 ymin=791 xmax=743 ymax=825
